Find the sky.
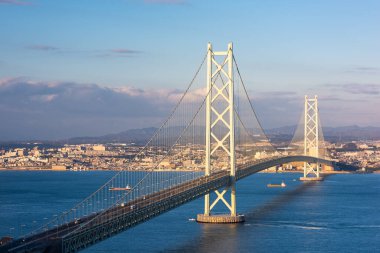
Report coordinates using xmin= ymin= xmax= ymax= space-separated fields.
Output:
xmin=0 ymin=0 xmax=379 ymax=140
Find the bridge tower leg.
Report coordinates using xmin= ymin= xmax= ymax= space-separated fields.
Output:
xmin=300 ymin=95 xmax=323 ymax=181
xmin=197 ymin=42 xmax=244 ymax=223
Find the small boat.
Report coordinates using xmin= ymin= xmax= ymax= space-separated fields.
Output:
xmin=188 ymin=218 xmax=196 ymax=221
xmin=267 ymin=181 xmax=286 ymax=188
xmin=109 ymin=185 xmax=132 ymax=191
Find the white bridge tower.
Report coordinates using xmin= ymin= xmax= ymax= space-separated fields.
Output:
xmin=300 ymin=95 xmax=323 ymax=181
xmin=196 ymin=43 xmax=244 ymax=223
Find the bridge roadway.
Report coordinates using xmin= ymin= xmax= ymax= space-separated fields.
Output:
xmin=0 ymin=155 xmax=333 ymax=253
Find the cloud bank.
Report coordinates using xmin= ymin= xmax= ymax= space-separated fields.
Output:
xmin=0 ymin=78 xmax=379 ymax=141
xmin=0 ymin=78 xmax=181 ymax=140
xmin=25 ymin=44 xmax=143 ymax=59
xmin=27 ymin=45 xmax=59 ymax=51
xmin=144 ymin=0 xmax=186 ymax=4
xmin=324 ymin=83 xmax=380 ymax=95
xmin=0 ymin=0 xmax=31 ymax=6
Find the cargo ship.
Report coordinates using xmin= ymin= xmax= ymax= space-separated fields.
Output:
xmin=109 ymin=185 xmax=132 ymax=191
xmin=267 ymin=181 xmax=286 ymax=188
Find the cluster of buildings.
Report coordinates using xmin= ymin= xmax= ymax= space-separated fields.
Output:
xmin=0 ymin=143 xmax=279 ymax=171
xmin=329 ymin=141 xmax=380 ymax=171
xmin=0 ymin=146 xmax=48 ymax=169
xmin=0 ymin=144 xmax=138 ymax=171
xmin=0 ymin=140 xmax=379 ymax=172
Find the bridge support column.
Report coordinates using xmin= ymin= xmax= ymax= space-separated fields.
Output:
xmin=300 ymin=95 xmax=323 ymax=181
xmin=197 ymin=42 xmax=244 ymax=224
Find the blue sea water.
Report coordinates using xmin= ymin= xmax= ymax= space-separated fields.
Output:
xmin=0 ymin=171 xmax=379 ymax=252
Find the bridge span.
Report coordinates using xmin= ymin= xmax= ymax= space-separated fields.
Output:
xmin=0 ymin=155 xmax=333 ymax=253
xmin=1 ymin=43 xmax=338 ymax=253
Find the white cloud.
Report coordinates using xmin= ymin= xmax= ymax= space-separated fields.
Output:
xmin=0 ymin=77 xmax=379 ymax=140
xmin=0 ymin=78 xmax=174 ymax=140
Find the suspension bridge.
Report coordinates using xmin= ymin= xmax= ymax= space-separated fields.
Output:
xmin=0 ymin=43 xmax=337 ymax=253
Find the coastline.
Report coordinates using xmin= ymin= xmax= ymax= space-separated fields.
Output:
xmin=1 ymin=167 xmax=378 ymax=174
xmin=259 ymin=170 xmax=351 ymax=174
xmin=0 ymin=167 xmax=201 ymax=172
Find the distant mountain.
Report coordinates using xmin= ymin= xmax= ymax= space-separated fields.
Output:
xmin=66 ymin=127 xmax=158 ymax=145
xmin=1 ymin=125 xmax=379 ymax=146
xmin=66 ymin=125 xmax=380 ymax=144
xmin=323 ymin=125 xmax=380 ymax=141
xmin=265 ymin=125 xmax=296 ymax=136
xmin=66 ymin=125 xmax=211 ymax=145
xmin=266 ymin=125 xmax=380 ymax=141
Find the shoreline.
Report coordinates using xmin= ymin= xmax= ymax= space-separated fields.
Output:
xmin=0 ymin=167 xmax=201 ymax=172
xmin=259 ymin=170 xmax=351 ymax=174
xmin=1 ymin=167 xmax=378 ymax=174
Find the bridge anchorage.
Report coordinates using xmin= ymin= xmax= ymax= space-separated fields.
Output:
xmin=196 ymin=43 xmax=244 ymax=223
xmin=300 ymin=95 xmax=323 ymax=181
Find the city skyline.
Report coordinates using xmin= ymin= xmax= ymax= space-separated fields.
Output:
xmin=1 ymin=0 xmax=379 ymax=140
